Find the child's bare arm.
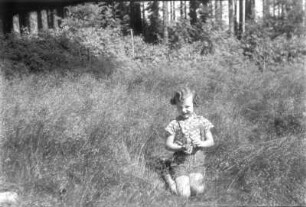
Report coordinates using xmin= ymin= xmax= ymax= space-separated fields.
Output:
xmin=193 ymin=129 xmax=214 ymax=148
xmin=165 ymin=134 xmax=184 ymax=151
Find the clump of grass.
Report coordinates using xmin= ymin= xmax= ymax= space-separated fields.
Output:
xmin=2 ymin=57 xmax=306 ymax=206
xmin=1 ymin=72 xmax=174 ymax=206
xmin=218 ymin=136 xmax=306 ymax=206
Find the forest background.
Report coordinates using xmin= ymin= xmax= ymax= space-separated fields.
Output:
xmin=0 ymin=0 xmax=306 ymax=206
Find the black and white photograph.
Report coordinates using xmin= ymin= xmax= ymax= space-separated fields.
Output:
xmin=0 ymin=0 xmax=305 ymax=206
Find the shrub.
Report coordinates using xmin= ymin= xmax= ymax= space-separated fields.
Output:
xmin=0 ymin=32 xmax=118 ymax=79
xmin=241 ymin=23 xmax=306 ymax=70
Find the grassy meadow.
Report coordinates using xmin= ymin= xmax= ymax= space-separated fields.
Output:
xmin=0 ymin=21 xmax=306 ymax=206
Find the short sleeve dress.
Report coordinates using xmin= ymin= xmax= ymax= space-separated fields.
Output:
xmin=165 ymin=113 xmax=214 ymax=178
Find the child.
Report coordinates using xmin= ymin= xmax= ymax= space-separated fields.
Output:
xmin=165 ymin=87 xmax=215 ymax=198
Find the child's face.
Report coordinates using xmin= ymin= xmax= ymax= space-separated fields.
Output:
xmin=176 ymin=95 xmax=194 ymax=119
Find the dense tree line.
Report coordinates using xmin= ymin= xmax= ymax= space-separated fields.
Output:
xmin=5 ymin=0 xmax=305 ymax=43
xmin=106 ymin=0 xmax=305 ymax=43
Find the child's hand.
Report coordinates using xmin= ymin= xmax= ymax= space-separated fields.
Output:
xmin=192 ymin=139 xmax=204 ymax=148
xmin=182 ymin=143 xmax=193 ymax=154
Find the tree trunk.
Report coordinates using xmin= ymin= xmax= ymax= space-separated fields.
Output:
xmin=170 ymin=1 xmax=173 ymax=21
xmin=228 ymin=0 xmax=234 ymax=35
xmin=214 ymin=0 xmax=218 ymax=23
xmin=12 ymin=14 xmax=20 ymax=34
xmin=263 ymin=0 xmax=271 ymax=19
xmin=184 ymin=1 xmax=187 ymax=19
xmin=281 ymin=1 xmax=284 ymax=18
xmin=174 ymin=1 xmax=176 ymax=20
xmin=278 ymin=0 xmax=281 ymax=17
xmin=0 ymin=16 xmax=3 ymax=35
xmin=147 ymin=1 xmax=160 ymax=43
xmin=180 ymin=1 xmax=187 ymax=19
xmin=142 ymin=2 xmax=145 ymax=31
xmin=239 ymin=0 xmax=242 ymax=33
xmin=246 ymin=0 xmax=255 ymax=21
xmin=173 ymin=1 xmax=176 ymax=21
xmin=189 ymin=0 xmax=199 ymax=25
xmin=251 ymin=0 xmax=255 ymax=20
xmin=130 ymin=0 xmax=134 ymax=30
xmin=219 ymin=0 xmax=223 ymax=27
xmin=304 ymin=0 xmax=306 ymax=27
xmin=163 ymin=1 xmax=169 ymax=44
xmin=180 ymin=0 xmax=183 ymax=18
xmin=53 ymin=9 xmax=58 ymax=29
xmin=41 ymin=10 xmax=48 ymax=30
xmin=297 ymin=0 xmax=304 ymax=29
xmin=199 ymin=0 xmax=210 ymax=23
xmin=130 ymin=2 xmax=142 ymax=35
xmin=29 ymin=11 xmax=38 ymax=34
xmin=238 ymin=0 xmax=245 ymax=36
xmin=235 ymin=0 xmax=239 ymax=35
xmin=273 ymin=0 xmax=276 ymax=17
xmin=47 ymin=9 xmax=52 ymax=29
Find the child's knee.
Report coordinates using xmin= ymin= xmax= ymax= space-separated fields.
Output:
xmin=190 ymin=173 xmax=205 ymax=195
xmin=178 ymin=188 xmax=191 ymax=198
xmin=190 ymin=173 xmax=204 ymax=183
xmin=175 ymin=176 xmax=191 ymax=197
xmin=191 ymin=184 xmax=205 ymax=195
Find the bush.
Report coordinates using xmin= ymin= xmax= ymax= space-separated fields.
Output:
xmin=0 ymin=32 xmax=118 ymax=79
xmin=241 ymin=23 xmax=306 ymax=70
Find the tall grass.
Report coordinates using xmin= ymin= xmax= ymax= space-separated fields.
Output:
xmin=1 ymin=27 xmax=305 ymax=206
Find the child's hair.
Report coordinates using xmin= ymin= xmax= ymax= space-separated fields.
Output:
xmin=170 ymin=87 xmax=199 ymax=106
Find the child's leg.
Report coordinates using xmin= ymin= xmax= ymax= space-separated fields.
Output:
xmin=164 ymin=173 xmax=177 ymax=194
xmin=161 ymin=157 xmax=177 ymax=194
xmin=189 ymin=173 xmax=205 ymax=195
xmin=175 ymin=175 xmax=191 ymax=198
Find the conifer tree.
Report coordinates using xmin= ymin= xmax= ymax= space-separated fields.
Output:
xmin=198 ymin=0 xmax=210 ymax=23
xmin=145 ymin=1 xmax=163 ymax=43
xmin=228 ymin=0 xmax=234 ymax=35
xmin=189 ymin=0 xmax=200 ymax=25
xmin=163 ymin=1 xmax=169 ymax=44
